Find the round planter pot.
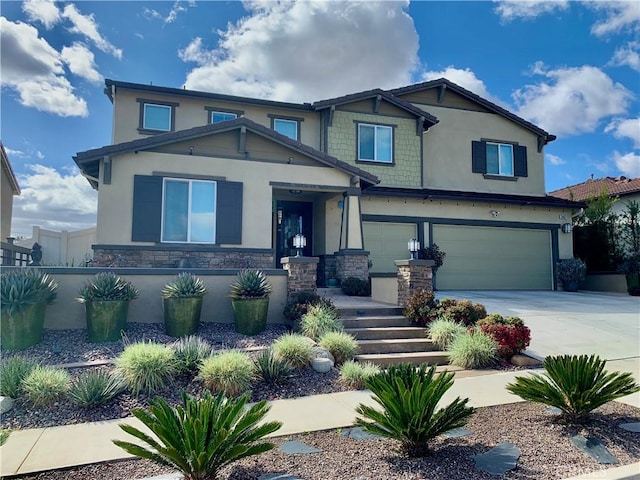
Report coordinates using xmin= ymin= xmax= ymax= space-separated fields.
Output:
xmin=85 ymin=300 xmax=130 ymax=343
xmin=231 ymin=297 xmax=269 ymax=335
xmin=163 ymin=297 xmax=203 ymax=338
xmin=327 ymin=278 xmax=339 ymax=288
xmin=0 ymin=302 xmax=46 ymax=351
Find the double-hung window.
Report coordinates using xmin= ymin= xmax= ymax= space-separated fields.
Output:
xmin=273 ymin=118 xmax=298 ymax=140
xmin=486 ymin=142 xmax=514 ymax=176
xmin=358 ymin=123 xmax=393 ymax=163
xmin=211 ymin=111 xmax=237 ymax=124
xmin=162 ymin=179 xmax=216 ymax=243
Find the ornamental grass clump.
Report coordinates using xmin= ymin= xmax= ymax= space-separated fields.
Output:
xmin=114 ymin=391 xmax=282 ymax=480
xmin=355 ymin=363 xmax=474 ymax=457
xmin=115 ymin=341 xmax=177 ymax=395
xmin=318 ymin=331 xmax=358 ymax=365
xmin=198 ymin=350 xmax=255 ymax=397
xmin=339 ymin=360 xmax=380 ymax=390
xmin=477 ymin=314 xmax=531 ymax=358
xmin=448 ymin=331 xmax=497 ymax=369
xmin=22 ymin=365 xmax=70 ymax=406
xmin=68 ymin=370 xmax=125 ymax=408
xmin=172 ymin=335 xmax=213 ymax=374
xmin=254 ymin=348 xmax=293 ymax=385
xmin=427 ymin=318 xmax=468 ymax=350
xmin=272 ymin=333 xmax=314 ymax=368
xmin=507 ymin=354 xmax=640 ymax=424
xmin=283 ymin=291 xmax=337 ymax=329
xmin=0 ymin=356 xmax=39 ymax=398
xmin=299 ymin=303 xmax=343 ymax=341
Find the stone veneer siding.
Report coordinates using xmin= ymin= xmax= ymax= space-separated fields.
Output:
xmin=327 ymin=111 xmax=421 ymax=187
xmin=92 ymin=247 xmax=274 ymax=269
xmin=281 ymin=257 xmax=319 ymax=298
xmin=335 ymin=250 xmax=369 ymax=281
xmin=395 ymin=259 xmax=434 ymax=307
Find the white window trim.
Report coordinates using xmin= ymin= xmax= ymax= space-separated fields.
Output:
xmin=273 ymin=118 xmax=298 ymax=140
xmin=358 ymin=123 xmax=393 ymax=163
xmin=211 ymin=111 xmax=238 ymax=124
xmin=143 ymin=103 xmax=172 ymax=131
xmin=486 ymin=142 xmax=514 ymax=176
xmin=161 ymin=178 xmax=217 ymax=244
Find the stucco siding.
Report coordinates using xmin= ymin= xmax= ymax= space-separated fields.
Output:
xmin=1 ymin=173 xmax=14 ymax=239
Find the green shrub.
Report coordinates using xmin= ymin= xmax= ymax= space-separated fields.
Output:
xmin=22 ymin=366 xmax=71 ymax=406
xmin=428 ymin=318 xmax=468 ymax=350
xmin=299 ymin=303 xmax=343 ymax=341
xmin=115 ymin=342 xmax=177 ymax=395
xmin=161 ymin=273 xmax=207 ymax=298
xmin=318 ymin=331 xmax=359 ymax=365
xmin=283 ymin=292 xmax=337 ymax=329
xmin=341 ymin=277 xmax=371 ymax=296
xmin=0 ymin=269 xmax=58 ymax=316
xmin=403 ymin=289 xmax=438 ymax=326
xmin=254 ymin=348 xmax=293 ymax=385
xmin=198 ymin=350 xmax=255 ymax=396
xmin=355 ymin=363 xmax=474 ymax=457
xmin=173 ymin=335 xmax=213 ymax=373
xmin=0 ymin=356 xmax=39 ymax=398
xmin=114 ymin=391 xmax=282 ymax=480
xmin=68 ymin=370 xmax=125 ymax=408
xmin=272 ymin=333 xmax=314 ymax=368
xmin=507 ymin=354 xmax=640 ymax=423
xmin=77 ymin=272 xmax=139 ymax=303
xmin=340 ymin=360 xmax=380 ymax=390
xmin=477 ymin=314 xmax=531 ymax=358
xmin=0 ymin=428 xmax=9 ymax=447
xmin=420 ymin=243 xmax=446 ymax=274
xmin=435 ymin=299 xmax=487 ymax=327
xmin=228 ymin=270 xmax=271 ymax=299
xmin=448 ymin=332 xmax=497 ymax=369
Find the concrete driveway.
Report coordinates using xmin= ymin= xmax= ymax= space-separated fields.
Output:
xmin=437 ymin=290 xmax=640 ymax=380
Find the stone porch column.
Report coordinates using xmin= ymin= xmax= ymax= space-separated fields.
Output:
xmin=281 ymin=256 xmax=319 ymax=299
xmin=395 ymin=259 xmax=434 ymax=307
xmin=335 ymin=249 xmax=370 ymax=281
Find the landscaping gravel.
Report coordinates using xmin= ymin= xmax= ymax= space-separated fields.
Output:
xmin=11 ymin=402 xmax=640 ymax=480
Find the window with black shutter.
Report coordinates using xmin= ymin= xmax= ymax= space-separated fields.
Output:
xmin=471 ymin=140 xmax=528 ymax=178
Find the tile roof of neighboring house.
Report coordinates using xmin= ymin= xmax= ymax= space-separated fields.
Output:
xmin=74 ymin=117 xmax=380 ymax=190
xmin=1 ymin=142 xmax=20 ymax=194
xmin=549 ymin=176 xmax=640 ymax=201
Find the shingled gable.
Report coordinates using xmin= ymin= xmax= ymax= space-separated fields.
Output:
xmin=389 ymin=78 xmax=556 ymax=147
xmin=73 ymin=117 xmax=379 ymax=190
xmin=313 ymin=88 xmax=439 ymax=130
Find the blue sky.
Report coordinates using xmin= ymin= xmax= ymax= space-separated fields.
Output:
xmin=2 ymin=0 xmax=639 ymax=237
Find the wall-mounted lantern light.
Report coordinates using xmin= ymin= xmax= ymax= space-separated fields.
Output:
xmin=408 ymin=238 xmax=420 ymax=260
xmin=293 ymin=233 xmax=307 ymax=257
xmin=561 ymin=223 xmax=573 ymax=234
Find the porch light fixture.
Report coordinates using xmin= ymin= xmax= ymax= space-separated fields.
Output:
xmin=561 ymin=223 xmax=573 ymax=234
xmin=293 ymin=233 xmax=306 ymax=257
xmin=289 ymin=189 xmax=302 ymax=195
xmin=408 ymin=238 xmax=420 ymax=260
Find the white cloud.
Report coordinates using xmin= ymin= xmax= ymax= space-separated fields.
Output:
xmin=421 ymin=66 xmax=505 ymax=105
xmin=546 ymin=153 xmax=566 ymax=166
xmin=144 ymin=1 xmax=193 ymax=24
xmin=605 ymin=117 xmax=640 ymax=148
xmin=587 ymin=1 xmax=640 ymax=37
xmin=179 ymin=1 xmax=419 ymax=102
xmin=493 ymin=0 xmax=569 ymax=22
xmin=0 ymin=17 xmax=88 ymax=117
xmin=11 ymin=164 xmax=97 ymax=236
xmin=36 ymin=151 xmax=44 ymax=160
xmin=61 ymin=4 xmax=122 ymax=59
xmin=512 ymin=63 xmax=634 ymax=136
xmin=22 ymin=0 xmax=60 ymax=29
xmin=61 ymin=42 xmax=102 ymax=83
xmin=612 ymin=151 xmax=640 ymax=177
xmin=5 ymin=148 xmax=26 ymax=157
xmin=608 ymin=41 xmax=640 ymax=72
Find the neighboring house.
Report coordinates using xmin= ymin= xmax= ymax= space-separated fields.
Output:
xmin=74 ymin=78 xmax=580 ymax=290
xmin=550 ymin=176 xmax=640 ymax=217
xmin=1 ymin=142 xmax=21 ymax=241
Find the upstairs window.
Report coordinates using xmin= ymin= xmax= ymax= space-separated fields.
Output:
xmin=486 ymin=142 xmax=514 ymax=176
xmin=211 ymin=111 xmax=237 ymax=124
xmin=472 ymin=140 xmax=528 ymax=178
xmin=162 ymin=179 xmax=216 ymax=243
xmin=137 ymin=98 xmax=178 ymax=133
xmin=358 ymin=123 xmax=393 ymax=163
xmin=273 ymin=118 xmax=298 ymax=140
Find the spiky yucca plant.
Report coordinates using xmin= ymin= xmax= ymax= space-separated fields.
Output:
xmin=0 ymin=356 xmax=39 ymax=398
xmin=77 ymin=272 xmax=139 ymax=303
xmin=161 ymin=273 xmax=207 ymax=299
xmin=228 ymin=270 xmax=271 ymax=299
xmin=506 ymin=354 xmax=640 ymax=423
xmin=1 ymin=269 xmax=58 ymax=316
xmin=355 ymin=363 xmax=474 ymax=457
xmin=113 ymin=391 xmax=282 ymax=480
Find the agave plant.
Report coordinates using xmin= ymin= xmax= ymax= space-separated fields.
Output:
xmin=228 ymin=270 xmax=271 ymax=299
xmin=0 ymin=269 xmax=58 ymax=316
xmin=161 ymin=273 xmax=207 ymax=299
xmin=77 ymin=272 xmax=139 ymax=303
xmin=355 ymin=363 xmax=474 ymax=457
xmin=113 ymin=391 xmax=282 ymax=480
xmin=506 ymin=354 xmax=640 ymax=423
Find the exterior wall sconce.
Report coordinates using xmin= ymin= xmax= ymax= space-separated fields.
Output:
xmin=293 ymin=233 xmax=307 ymax=256
xmin=289 ymin=190 xmax=302 ymax=195
xmin=408 ymin=238 xmax=420 ymax=260
xmin=561 ymin=223 xmax=573 ymax=234
xmin=490 ymin=210 xmax=501 ymax=217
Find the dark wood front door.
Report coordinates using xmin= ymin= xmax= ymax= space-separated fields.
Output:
xmin=276 ymin=201 xmax=313 ymax=266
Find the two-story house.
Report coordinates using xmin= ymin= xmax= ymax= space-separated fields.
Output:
xmin=74 ymin=78 xmax=579 ymax=291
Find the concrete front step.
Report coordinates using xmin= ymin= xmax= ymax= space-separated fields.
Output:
xmin=345 ymin=326 xmax=427 ymax=340
xmin=337 ymin=307 xmax=404 ymax=318
xmin=341 ymin=315 xmax=411 ymax=329
xmin=355 ymin=351 xmax=450 ymax=367
xmin=357 ymin=338 xmax=438 ymax=354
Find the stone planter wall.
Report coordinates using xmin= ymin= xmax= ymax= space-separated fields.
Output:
xmin=395 ymin=259 xmax=434 ymax=307
xmin=281 ymin=256 xmax=319 ymax=299
xmin=335 ymin=250 xmax=369 ymax=281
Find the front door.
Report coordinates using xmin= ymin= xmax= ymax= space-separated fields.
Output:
xmin=276 ymin=201 xmax=313 ymax=266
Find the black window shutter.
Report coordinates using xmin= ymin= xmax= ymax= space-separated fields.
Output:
xmin=132 ymin=175 xmax=162 ymax=242
xmin=216 ymin=181 xmax=243 ymax=244
xmin=514 ymin=145 xmax=528 ymax=177
xmin=472 ymin=141 xmax=487 ymax=173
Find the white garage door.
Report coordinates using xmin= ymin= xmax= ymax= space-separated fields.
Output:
xmin=363 ymin=222 xmax=417 ymax=274
xmin=433 ymin=225 xmax=552 ymax=290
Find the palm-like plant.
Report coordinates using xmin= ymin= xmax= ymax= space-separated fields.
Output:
xmin=355 ymin=363 xmax=474 ymax=457
xmin=506 ymin=354 xmax=640 ymax=423
xmin=113 ymin=391 xmax=282 ymax=480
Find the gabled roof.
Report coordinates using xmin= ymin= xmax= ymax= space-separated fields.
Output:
xmin=313 ymin=88 xmax=439 ymax=129
xmin=388 ymin=78 xmax=556 ymax=144
xmin=74 ymin=117 xmax=379 ymax=190
xmin=549 ymin=176 xmax=640 ymax=202
xmin=1 ymin=142 xmax=20 ymax=195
